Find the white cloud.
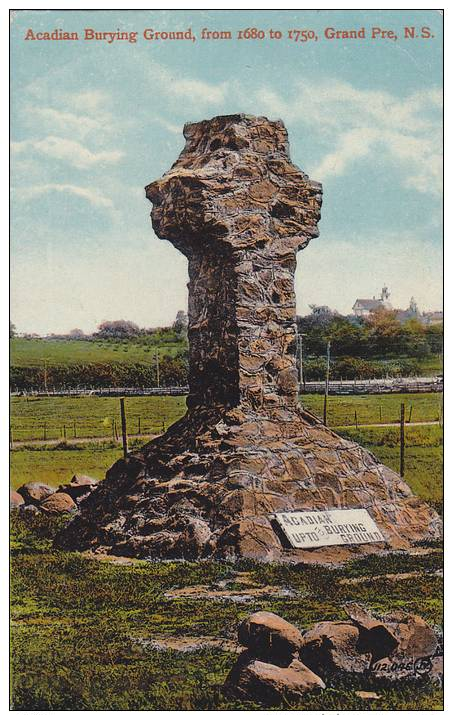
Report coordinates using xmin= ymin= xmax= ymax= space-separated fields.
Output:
xmin=65 ymin=89 xmax=111 ymax=114
xmin=11 ymin=136 xmax=123 ymax=169
xmin=314 ymin=127 xmax=379 ymax=179
xmin=254 ymin=80 xmax=442 ymax=195
xmin=153 ymin=116 xmax=181 ymax=134
xmin=29 ymin=106 xmax=103 ymax=139
xmin=171 ymin=77 xmax=227 ymax=104
xmin=16 ymin=183 xmax=114 ymax=209
xmin=146 ymin=60 xmax=228 ymax=105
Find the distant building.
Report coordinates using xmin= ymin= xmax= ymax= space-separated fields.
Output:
xmin=352 ymin=286 xmax=392 ymax=318
xmin=421 ymin=310 xmax=443 ymax=325
xmin=394 ymin=296 xmax=420 ymax=324
xmin=352 ymin=289 xmax=443 ymax=325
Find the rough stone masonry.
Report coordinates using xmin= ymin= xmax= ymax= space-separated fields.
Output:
xmin=56 ymin=114 xmax=441 ymax=562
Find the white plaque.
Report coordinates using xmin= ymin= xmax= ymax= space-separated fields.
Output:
xmin=274 ymin=509 xmax=385 ymax=549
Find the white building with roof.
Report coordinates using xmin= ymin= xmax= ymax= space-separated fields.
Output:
xmin=352 ymin=286 xmax=392 ymax=318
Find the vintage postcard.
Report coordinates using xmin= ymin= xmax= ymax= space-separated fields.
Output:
xmin=9 ymin=8 xmax=443 ymax=711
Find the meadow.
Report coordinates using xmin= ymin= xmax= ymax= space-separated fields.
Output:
xmin=10 ymin=337 xmax=184 ymax=367
xmin=10 ymin=512 xmax=442 ymax=711
xmin=10 ymin=394 xmax=443 ymax=510
xmin=11 ymin=337 xmax=441 ymax=374
xmin=10 ymin=392 xmax=443 ymax=709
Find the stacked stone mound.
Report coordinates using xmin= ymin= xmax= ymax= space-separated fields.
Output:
xmin=224 ymin=607 xmax=442 ymax=704
xmin=56 ymin=114 xmax=441 ymax=562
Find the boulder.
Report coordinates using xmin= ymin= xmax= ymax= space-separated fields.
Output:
xmin=17 ymin=481 xmax=55 ymax=505
xmin=21 ymin=504 xmax=40 ymax=514
xmin=344 ymin=603 xmax=440 ymax=681
xmin=224 ymin=652 xmax=325 ymax=705
xmin=345 ymin=603 xmax=438 ymax=662
xmin=238 ymin=611 xmax=304 ymax=664
xmin=300 ymin=621 xmax=371 ymax=680
xmin=40 ymin=492 xmax=77 ymax=514
xmin=59 ymin=475 xmax=98 ymax=504
xmin=355 ymin=691 xmax=381 ymax=700
xmin=10 ymin=490 xmax=24 ymax=509
xmin=70 ymin=474 xmax=98 ymax=487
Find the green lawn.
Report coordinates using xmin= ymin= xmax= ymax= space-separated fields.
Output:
xmin=10 ymin=393 xmax=443 ymax=709
xmin=10 ymin=395 xmax=187 ymax=442
xmin=10 ymin=337 xmax=186 ymax=367
xmin=10 ymin=441 xmax=145 ymax=491
xmin=10 ymin=512 xmax=443 ymax=710
xmin=337 ymin=425 xmax=442 ymax=510
xmin=10 ymin=393 xmax=442 ymax=443
xmin=10 ymin=394 xmax=442 ymax=511
xmin=302 ymin=392 xmax=442 ymax=427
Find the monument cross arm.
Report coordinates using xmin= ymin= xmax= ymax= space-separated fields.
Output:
xmin=145 ymin=114 xmax=322 ymax=411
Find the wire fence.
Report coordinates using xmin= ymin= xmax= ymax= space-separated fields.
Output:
xmin=10 ymin=398 xmax=442 ymax=447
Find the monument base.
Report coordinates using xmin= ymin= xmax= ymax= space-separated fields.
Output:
xmin=56 ymin=405 xmax=441 ymax=564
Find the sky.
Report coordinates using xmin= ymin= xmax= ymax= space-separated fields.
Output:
xmin=10 ymin=9 xmax=443 ymax=335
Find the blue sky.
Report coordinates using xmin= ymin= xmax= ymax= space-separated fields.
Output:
xmin=11 ymin=9 xmax=443 ymax=334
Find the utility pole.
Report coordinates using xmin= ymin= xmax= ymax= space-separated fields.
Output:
xmin=323 ymin=340 xmax=331 ymax=426
xmin=155 ymin=347 xmax=160 ymax=388
xmin=400 ymin=403 xmax=405 ymax=478
xmin=120 ymin=397 xmax=128 ymax=460
xmin=41 ymin=359 xmax=48 ymax=393
xmin=297 ymin=332 xmax=307 ymax=392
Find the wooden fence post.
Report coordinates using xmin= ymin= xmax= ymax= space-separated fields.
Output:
xmin=9 ymin=428 xmax=13 ymax=448
xmin=120 ymin=398 xmax=128 ymax=459
xmin=379 ymin=405 xmax=382 ymax=423
xmin=408 ymin=404 xmax=413 ymax=424
xmin=354 ymin=410 xmax=358 ymax=430
xmin=138 ymin=416 xmax=141 ymax=435
xmin=63 ymin=424 xmax=66 ymax=440
xmin=400 ymin=403 xmax=405 ymax=479
xmin=323 ymin=340 xmax=331 ymax=426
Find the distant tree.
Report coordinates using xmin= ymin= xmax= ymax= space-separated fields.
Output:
xmin=9 ymin=321 xmax=16 ymax=338
xmin=172 ymin=310 xmax=188 ymax=334
xmin=365 ymin=307 xmax=403 ymax=356
xmin=68 ymin=328 xmax=85 ymax=339
xmin=95 ymin=320 xmax=141 ymax=339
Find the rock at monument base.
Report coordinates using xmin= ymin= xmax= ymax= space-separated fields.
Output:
xmin=41 ymin=492 xmax=77 ymax=514
xmin=10 ymin=490 xmax=24 ymax=509
xmin=18 ymin=481 xmax=55 ymax=506
xmin=224 ymin=652 xmax=325 ymax=705
xmin=299 ymin=621 xmax=371 ymax=679
xmin=70 ymin=474 xmax=98 ymax=487
xmin=58 ymin=475 xmax=98 ymax=505
xmin=238 ymin=611 xmax=304 ymax=664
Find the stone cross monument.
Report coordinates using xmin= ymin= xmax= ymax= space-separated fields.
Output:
xmin=57 ymin=114 xmax=441 ymax=563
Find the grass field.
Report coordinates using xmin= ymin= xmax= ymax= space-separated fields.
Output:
xmin=10 ymin=512 xmax=443 ymax=711
xmin=11 ymin=338 xmax=441 ymax=375
xmin=10 ymin=393 xmax=443 ymax=709
xmin=10 ymin=337 xmax=185 ymax=367
xmin=336 ymin=425 xmax=442 ymax=509
xmin=302 ymin=392 xmax=443 ymax=427
xmin=10 ymin=392 xmax=442 ymax=442
xmin=10 ymin=394 xmax=443 ymax=510
xmin=10 ymin=395 xmax=187 ymax=442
